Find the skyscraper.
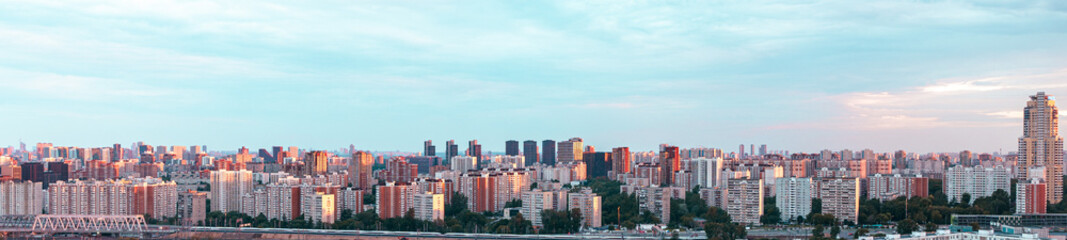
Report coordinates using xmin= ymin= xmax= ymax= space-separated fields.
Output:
xmin=305 ymin=151 xmax=328 ymax=176
xmin=659 ymin=146 xmax=680 ymax=186
xmin=759 ymin=144 xmax=767 ymax=156
xmin=505 ymin=140 xmax=519 ymax=156
xmin=445 ymin=140 xmax=458 ymax=161
xmin=111 ymin=144 xmax=123 ymax=161
xmin=349 ymin=151 xmax=374 ymax=189
xmin=611 ymin=147 xmax=631 ymax=177
xmin=557 ymin=138 xmax=583 ymax=163
xmin=467 ymin=140 xmax=482 ymax=168
xmin=424 ymin=140 xmax=435 ymax=157
xmin=584 ymin=152 xmax=612 ymax=179
xmin=1018 ymin=92 xmax=1064 ymax=204
xmin=523 ymin=140 xmax=538 ymax=166
xmin=542 ymin=140 xmax=556 ymax=166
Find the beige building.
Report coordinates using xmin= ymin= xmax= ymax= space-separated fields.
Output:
xmin=520 ymin=189 xmax=554 ymax=226
xmin=723 ymin=178 xmax=763 ymax=225
xmin=1018 ymin=92 xmax=1064 ymax=203
xmin=567 ymin=188 xmax=601 ymax=228
xmin=0 ymin=180 xmax=44 ymax=215
xmin=413 ymin=192 xmax=444 ymax=221
xmin=818 ymin=178 xmax=859 ymax=224
xmin=210 ymin=169 xmax=254 ymax=213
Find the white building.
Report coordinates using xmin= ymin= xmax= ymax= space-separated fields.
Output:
xmin=567 ymin=188 xmax=601 ymax=228
xmin=0 ymin=180 xmax=44 ymax=215
xmin=210 ymin=169 xmax=254 ymax=213
xmin=451 ymin=156 xmax=478 ymax=173
xmin=775 ymin=177 xmax=812 ymax=222
xmin=413 ymin=192 xmax=444 ymax=221
xmin=945 ymin=165 xmax=1011 ymax=203
xmin=520 ymin=189 xmax=554 ymax=226
xmin=307 ymin=193 xmax=335 ymax=224
xmin=723 ymin=178 xmax=763 ymax=225
xmin=818 ymin=178 xmax=859 ymax=224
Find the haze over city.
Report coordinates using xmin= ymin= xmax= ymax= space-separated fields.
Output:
xmin=2 ymin=1 xmax=1067 ymax=152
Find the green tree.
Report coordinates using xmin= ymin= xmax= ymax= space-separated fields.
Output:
xmin=446 ymin=192 xmax=469 ymax=216
xmin=812 ymin=225 xmax=825 ymax=238
xmin=924 ymin=222 xmax=938 ymax=232
xmin=855 ymin=228 xmax=870 ymax=239
xmin=897 ymin=219 xmax=918 ymax=234
xmin=831 ymin=225 xmax=841 ymax=239
xmin=705 ymin=222 xmax=746 ymax=240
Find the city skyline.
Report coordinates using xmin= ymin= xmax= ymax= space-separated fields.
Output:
xmin=3 ymin=1 xmax=1067 ymax=153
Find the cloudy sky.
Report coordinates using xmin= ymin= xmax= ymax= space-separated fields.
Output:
xmin=2 ymin=0 xmax=1066 ymax=154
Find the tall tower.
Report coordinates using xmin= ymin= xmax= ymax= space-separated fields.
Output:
xmin=659 ymin=146 xmax=680 ymax=186
xmin=1018 ymin=92 xmax=1064 ymax=204
xmin=505 ymin=140 xmax=520 ymax=156
xmin=424 ymin=140 xmax=436 ymax=157
xmin=523 ymin=140 xmax=538 ymax=166
xmin=542 ymin=140 xmax=557 ymax=166
xmin=305 ymin=151 xmax=329 ymax=176
xmin=445 ymin=140 xmax=458 ymax=161
xmin=349 ymin=151 xmax=374 ymax=189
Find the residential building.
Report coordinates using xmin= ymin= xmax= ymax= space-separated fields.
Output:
xmin=723 ymin=178 xmax=763 ymax=225
xmin=775 ymin=177 xmax=812 ymax=222
xmin=1018 ymin=92 xmax=1064 ymax=203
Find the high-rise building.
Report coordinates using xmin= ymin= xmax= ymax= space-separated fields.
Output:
xmin=867 ymin=174 xmax=928 ymax=201
xmin=584 ymin=152 xmax=612 ymax=179
xmin=305 ymin=151 xmax=329 ymax=176
xmin=893 ymin=150 xmax=908 ymax=169
xmin=634 ymin=186 xmax=671 ymax=223
xmin=446 ymin=140 xmax=459 ymax=162
xmin=775 ymin=177 xmax=812 ymax=222
xmin=467 ymin=140 xmax=482 ymax=168
xmin=1016 ymin=178 xmax=1047 ymax=214
xmin=178 ymin=190 xmax=207 ymax=226
xmin=759 ymin=144 xmax=767 ymax=156
xmin=505 ymin=140 xmax=520 ymax=156
xmin=542 ymin=140 xmax=556 ymax=166
xmin=112 ymin=144 xmax=123 ymax=162
xmin=1018 ymin=92 xmax=1064 ymax=204
xmin=349 ymin=151 xmax=374 ymax=189
xmin=451 ymin=156 xmax=478 ymax=173
xmin=377 ymin=182 xmax=414 ymax=219
xmin=567 ymin=188 xmax=602 ymax=228
xmin=413 ymin=192 xmax=444 ymax=221
xmin=959 ymin=150 xmax=974 ymax=166
xmin=557 ymin=138 xmax=583 ymax=163
xmin=659 ymin=146 xmax=680 ymax=186
xmin=817 ymin=178 xmax=859 ymax=224
xmin=611 ymin=147 xmax=632 ymax=178
xmin=521 ymin=189 xmax=554 ymax=226
xmin=739 ymin=144 xmax=746 ymax=159
xmin=0 ymin=180 xmax=44 ymax=215
xmin=424 ymin=140 xmax=435 ymax=157
xmin=944 ymin=165 xmax=1011 ymax=203
xmin=305 ymin=192 xmax=335 ymax=224
xmin=210 ymin=169 xmax=254 ymax=213
xmin=723 ymin=178 xmax=763 ymax=225
xmin=523 ymin=140 xmax=538 ymax=167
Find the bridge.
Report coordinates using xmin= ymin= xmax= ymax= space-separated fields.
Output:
xmin=0 ymin=214 xmax=173 ymax=236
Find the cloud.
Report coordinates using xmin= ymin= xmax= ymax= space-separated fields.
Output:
xmin=986 ymin=111 xmax=1024 ymax=119
xmin=772 ymin=68 xmax=1067 ymax=131
xmin=0 ymin=68 xmax=171 ymax=101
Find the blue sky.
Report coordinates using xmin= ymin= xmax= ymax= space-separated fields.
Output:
xmin=2 ymin=0 xmax=1066 ymax=153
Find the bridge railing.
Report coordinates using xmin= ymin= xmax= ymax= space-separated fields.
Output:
xmin=31 ymin=215 xmax=147 ymax=233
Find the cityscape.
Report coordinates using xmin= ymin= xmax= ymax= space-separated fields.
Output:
xmin=0 ymin=92 xmax=1063 ymax=239
xmin=2 ymin=1 xmax=1067 ymax=240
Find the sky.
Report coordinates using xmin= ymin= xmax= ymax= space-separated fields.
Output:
xmin=2 ymin=0 xmax=1067 ymax=154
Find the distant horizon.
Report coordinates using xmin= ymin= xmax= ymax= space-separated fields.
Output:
xmin=3 ymin=1 xmax=1066 ymax=153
